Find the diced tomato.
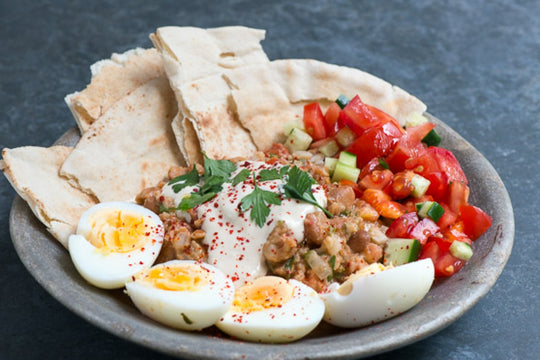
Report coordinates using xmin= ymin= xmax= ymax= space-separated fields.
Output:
xmin=402 ymin=194 xmax=434 ymax=213
xmin=433 ymin=252 xmax=465 ymax=277
xmin=409 ymin=218 xmax=440 ymax=245
xmin=424 ymin=171 xmax=449 ymax=201
xmin=459 ymin=205 xmax=493 ymax=240
xmin=303 ymin=102 xmax=327 ymax=140
xmin=359 ymin=158 xmax=385 ymax=179
xmin=446 ymin=181 xmax=470 ymax=213
xmin=338 ymin=95 xmax=382 ymax=135
xmin=419 ymin=237 xmax=464 ymax=277
xmin=324 ymin=102 xmax=342 ymax=136
xmin=385 ymin=125 xmax=431 ymax=172
xmin=443 ymin=221 xmax=473 ymax=246
xmin=359 ymin=169 xmax=394 ymax=190
xmin=405 ymin=122 xmax=436 ymax=143
xmin=345 ymin=121 xmax=403 ymax=168
xmin=362 ymin=188 xmax=407 ymax=219
xmin=429 ymin=147 xmax=468 ymax=184
xmin=365 ymin=105 xmax=405 ymax=134
xmin=405 ymin=150 xmax=440 ymax=175
xmin=385 ymin=212 xmax=419 ymax=238
xmin=436 ymin=203 xmax=458 ymax=230
xmin=389 ymin=170 xmax=416 ymax=199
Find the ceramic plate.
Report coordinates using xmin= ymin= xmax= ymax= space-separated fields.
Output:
xmin=9 ymin=114 xmax=514 ymax=359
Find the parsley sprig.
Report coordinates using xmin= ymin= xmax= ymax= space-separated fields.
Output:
xmin=283 ymin=166 xmax=333 ymax=217
xmin=239 ymin=172 xmax=282 ymax=227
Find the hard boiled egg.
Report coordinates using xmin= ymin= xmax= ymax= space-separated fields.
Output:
xmin=125 ymin=260 xmax=234 ymax=331
xmin=320 ymin=258 xmax=434 ymax=328
xmin=216 ymin=276 xmax=325 ymax=343
xmin=68 ymin=201 xmax=164 ymax=289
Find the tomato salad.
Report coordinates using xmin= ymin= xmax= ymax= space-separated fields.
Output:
xmin=296 ymin=94 xmax=492 ymax=278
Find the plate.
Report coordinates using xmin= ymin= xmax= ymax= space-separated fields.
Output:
xmin=9 ymin=114 xmax=514 ymax=359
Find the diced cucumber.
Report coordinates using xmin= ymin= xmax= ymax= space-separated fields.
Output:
xmin=324 ymin=157 xmax=338 ymax=175
xmin=319 ymin=139 xmax=339 ymax=157
xmin=335 ymin=94 xmax=350 ymax=109
xmin=422 ymin=129 xmax=442 ymax=146
xmin=282 ymin=119 xmax=304 ymax=136
xmin=383 ymin=238 xmax=421 ymax=266
xmin=449 ymin=240 xmax=473 ymax=261
xmin=405 ymin=112 xmax=429 ymax=128
xmin=284 ymin=127 xmax=312 ymax=152
xmin=411 ymin=174 xmax=431 ymax=198
xmin=338 ymin=151 xmax=357 ymax=167
xmin=416 ymin=201 xmax=445 ymax=222
xmin=335 ymin=127 xmax=356 ymax=147
xmin=331 ymin=161 xmax=360 ymax=183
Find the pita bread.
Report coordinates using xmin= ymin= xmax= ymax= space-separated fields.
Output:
xmin=65 ymin=48 xmax=164 ymax=133
xmin=151 ymin=26 xmax=269 ymax=164
xmin=224 ymin=59 xmax=427 ymax=150
xmin=60 ymin=76 xmax=183 ymax=202
xmin=1 ymin=146 xmax=97 ymax=248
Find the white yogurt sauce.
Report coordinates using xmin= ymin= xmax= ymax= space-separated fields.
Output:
xmin=161 ymin=160 xmax=327 ymax=287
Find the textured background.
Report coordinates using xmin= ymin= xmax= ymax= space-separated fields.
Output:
xmin=1 ymin=0 xmax=538 ymax=359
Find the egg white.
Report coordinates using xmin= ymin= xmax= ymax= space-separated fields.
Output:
xmin=68 ymin=201 xmax=164 ymax=289
xmin=125 ymin=260 xmax=234 ymax=331
xmin=216 ymin=276 xmax=325 ymax=343
xmin=320 ymin=258 xmax=435 ymax=328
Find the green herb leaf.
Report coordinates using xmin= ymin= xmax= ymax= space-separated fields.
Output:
xmin=240 ymin=173 xmax=282 ymax=227
xmin=231 ymin=169 xmax=251 ymax=186
xmin=259 ymin=168 xmax=282 ymax=181
xmin=203 ymin=153 xmax=236 ymax=180
xmin=279 ymin=165 xmax=291 ymax=177
xmin=177 ymin=192 xmax=217 ymax=211
xmin=168 ymin=165 xmax=200 ymax=193
xmin=283 ymin=166 xmax=332 ymax=217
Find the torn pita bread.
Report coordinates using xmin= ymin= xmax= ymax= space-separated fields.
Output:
xmin=224 ymin=59 xmax=428 ymax=151
xmin=65 ymin=48 xmax=164 ymax=133
xmin=1 ymin=146 xmax=97 ymax=248
xmin=151 ymin=26 xmax=269 ymax=164
xmin=60 ymin=76 xmax=183 ymax=202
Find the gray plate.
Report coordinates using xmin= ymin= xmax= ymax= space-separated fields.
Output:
xmin=10 ymin=114 xmax=514 ymax=360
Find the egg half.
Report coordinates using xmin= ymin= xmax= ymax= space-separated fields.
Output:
xmin=68 ymin=201 xmax=164 ymax=289
xmin=125 ymin=260 xmax=234 ymax=331
xmin=320 ymin=258 xmax=434 ymax=328
xmin=216 ymin=276 xmax=325 ymax=343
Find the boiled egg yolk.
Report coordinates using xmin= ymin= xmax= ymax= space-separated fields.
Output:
xmin=134 ymin=262 xmax=211 ymax=291
xmin=87 ymin=209 xmax=148 ymax=253
xmin=231 ymin=276 xmax=294 ymax=313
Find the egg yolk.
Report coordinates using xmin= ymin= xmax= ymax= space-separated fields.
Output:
xmin=232 ymin=276 xmax=294 ymax=313
xmin=88 ymin=209 xmax=148 ymax=253
xmin=136 ymin=263 xmax=211 ymax=292
xmin=338 ymin=263 xmax=387 ymax=296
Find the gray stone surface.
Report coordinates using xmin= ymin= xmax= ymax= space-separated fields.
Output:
xmin=0 ymin=0 xmax=538 ymax=359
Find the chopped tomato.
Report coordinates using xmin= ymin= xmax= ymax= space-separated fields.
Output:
xmin=436 ymin=203 xmax=458 ymax=230
xmin=345 ymin=121 xmax=403 ymax=168
xmin=446 ymin=181 xmax=470 ymax=213
xmin=419 ymin=238 xmax=464 ymax=277
xmin=424 ymin=171 xmax=449 ymax=201
xmin=359 ymin=169 xmax=393 ymax=190
xmin=389 ymin=170 xmax=416 ymax=199
xmin=362 ymin=188 xmax=406 ymax=219
xmin=460 ymin=205 xmax=492 ymax=240
xmin=338 ymin=95 xmax=382 ymax=135
xmin=443 ymin=221 xmax=473 ymax=245
xmin=303 ymin=102 xmax=327 ymax=140
xmin=365 ymin=104 xmax=405 ymax=134
xmin=324 ymin=102 xmax=342 ymax=136
xmin=385 ymin=212 xmax=418 ymax=238
xmin=409 ymin=218 xmax=440 ymax=245
xmin=385 ymin=125 xmax=432 ymax=172
xmin=429 ymin=147 xmax=468 ymax=184
xmin=359 ymin=157 xmax=385 ymax=179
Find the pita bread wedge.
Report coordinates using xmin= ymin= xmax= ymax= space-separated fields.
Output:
xmin=1 ymin=146 xmax=97 ymax=248
xmin=65 ymin=48 xmax=164 ymax=133
xmin=224 ymin=59 xmax=427 ymax=150
xmin=60 ymin=76 xmax=183 ymax=202
xmin=151 ymin=26 xmax=269 ymax=164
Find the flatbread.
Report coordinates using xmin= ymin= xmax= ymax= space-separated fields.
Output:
xmin=151 ymin=26 xmax=269 ymax=164
xmin=224 ymin=59 xmax=428 ymax=150
xmin=1 ymin=146 xmax=97 ymax=248
xmin=65 ymin=48 xmax=164 ymax=133
xmin=60 ymin=76 xmax=183 ymax=202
